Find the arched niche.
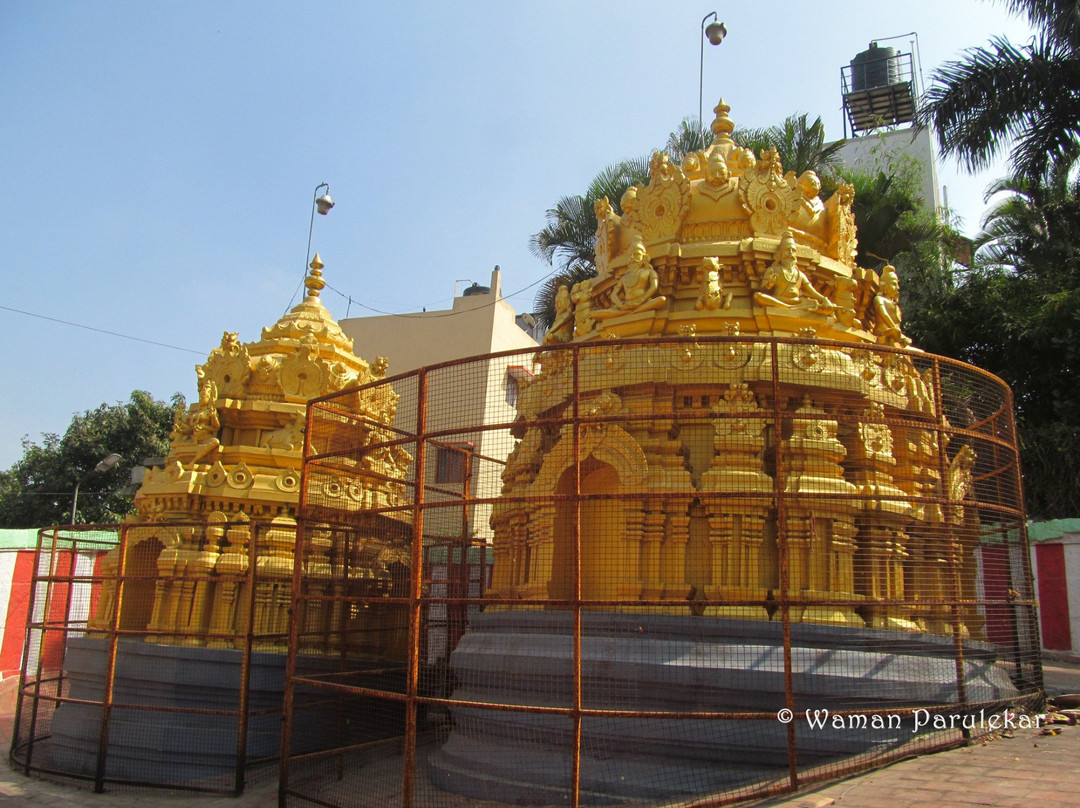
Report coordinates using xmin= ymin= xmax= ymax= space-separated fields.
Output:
xmin=117 ymin=535 xmax=165 ymax=633
xmin=550 ymin=458 xmax=626 ymax=604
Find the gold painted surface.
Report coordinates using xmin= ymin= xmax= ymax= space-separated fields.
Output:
xmin=492 ymin=100 xmax=981 ymax=635
xmin=91 ymin=258 xmax=409 ymax=647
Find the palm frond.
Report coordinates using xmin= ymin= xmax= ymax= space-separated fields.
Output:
xmin=921 ymin=34 xmax=1080 ymax=179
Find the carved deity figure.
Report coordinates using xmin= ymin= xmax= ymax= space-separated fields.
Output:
xmin=594 ymin=241 xmax=667 ymax=320
xmin=753 ymin=230 xmax=835 ymax=314
xmin=695 ymin=257 xmax=732 ymax=311
xmin=620 ymin=186 xmax=638 ymax=220
xmin=543 ymin=285 xmax=574 ymax=344
xmin=706 ymin=151 xmax=731 ymax=187
xmin=792 ymin=170 xmax=825 ymax=231
xmin=872 ymin=266 xmax=912 ymax=347
xmin=184 ymin=374 xmax=221 ymax=463
xmin=571 ymin=278 xmax=596 ymax=335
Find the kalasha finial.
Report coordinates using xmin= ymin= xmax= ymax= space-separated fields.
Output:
xmin=305 ymin=253 xmax=326 ymax=298
xmin=711 ymin=98 xmax=735 ymax=140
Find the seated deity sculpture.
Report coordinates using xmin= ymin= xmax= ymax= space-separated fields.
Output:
xmin=872 ymin=265 xmax=912 ymax=347
xmin=594 ymin=241 xmax=667 ymax=320
xmin=543 ymin=284 xmax=574 ymax=344
xmin=171 ymin=374 xmax=221 ymax=463
xmin=695 ymin=257 xmax=732 ymax=310
xmin=754 ymin=230 xmax=835 ymax=314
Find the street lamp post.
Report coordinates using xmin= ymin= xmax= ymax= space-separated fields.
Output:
xmin=288 ymin=182 xmax=335 ymax=311
xmin=305 ymin=182 xmax=334 ymax=277
xmin=70 ymin=452 xmax=123 ymax=525
xmin=699 ymin=11 xmax=728 ymax=134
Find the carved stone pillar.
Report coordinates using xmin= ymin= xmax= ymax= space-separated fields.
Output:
xmin=180 ymin=515 xmax=226 ymax=646
xmin=640 ymin=501 xmax=665 ymax=600
xmin=151 ymin=526 xmax=197 ymax=644
xmin=208 ymin=514 xmax=252 ymax=648
xmin=662 ymin=504 xmax=691 ymax=606
xmin=855 ymin=521 xmax=918 ymax=630
xmin=253 ymin=516 xmax=296 ymax=650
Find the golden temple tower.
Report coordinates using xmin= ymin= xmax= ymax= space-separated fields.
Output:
xmin=90 ymin=257 xmax=410 ymax=648
xmin=489 ymin=100 xmax=977 ymax=635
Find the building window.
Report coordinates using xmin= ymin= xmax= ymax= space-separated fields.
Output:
xmin=505 ymin=364 xmax=531 ymax=408
xmin=435 ymin=442 xmax=473 ymax=484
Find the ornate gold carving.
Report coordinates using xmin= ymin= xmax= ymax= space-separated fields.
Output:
xmin=827 ymin=181 xmax=858 ymax=265
xmin=275 ymin=469 xmax=301 ymax=493
xmin=739 ymin=148 xmax=801 ymax=237
xmin=201 ymin=331 xmax=251 ymax=398
xmin=263 ymin=417 xmax=305 ymax=452
xmin=594 ymin=196 xmax=618 ymax=277
xmin=754 ymin=230 xmax=836 ymax=314
xmin=543 ymin=285 xmax=574 ymax=345
xmin=226 ymin=462 xmax=255 ymax=489
xmin=622 ymin=152 xmax=691 ymax=242
xmin=593 ymin=241 xmax=667 ymax=321
xmin=871 ymin=265 xmax=912 ymax=347
xmin=695 ymin=257 xmax=732 ymax=311
xmin=279 ymin=334 xmax=326 ymax=398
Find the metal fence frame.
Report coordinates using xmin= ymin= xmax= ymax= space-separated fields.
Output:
xmin=280 ymin=335 xmax=1043 ymax=808
xmin=10 ymin=520 xmax=292 ymax=796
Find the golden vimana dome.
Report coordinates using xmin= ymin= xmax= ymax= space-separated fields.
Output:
xmin=543 ymin=99 xmax=909 ymax=349
xmin=134 ymin=254 xmax=402 ymax=523
xmin=90 ymin=256 xmax=411 ymax=648
xmin=492 ymin=99 xmax=969 ymax=634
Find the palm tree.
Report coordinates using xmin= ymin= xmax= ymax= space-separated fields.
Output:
xmin=664 ymin=116 xmax=714 ymax=164
xmin=919 ymin=0 xmax=1080 ymax=181
xmin=735 ymin=113 xmax=846 ymax=179
xmin=976 ymin=172 xmax=1080 ymax=275
xmin=530 ymin=158 xmax=649 ymax=328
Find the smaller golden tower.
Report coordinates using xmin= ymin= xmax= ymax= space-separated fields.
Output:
xmin=90 ymin=257 xmax=410 ymax=649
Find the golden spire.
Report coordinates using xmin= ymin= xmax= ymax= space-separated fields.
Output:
xmin=711 ymin=98 xmax=735 ymax=141
xmin=305 ymin=253 xmax=326 ymax=298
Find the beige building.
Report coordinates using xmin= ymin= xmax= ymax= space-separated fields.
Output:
xmin=339 ymin=267 xmax=539 ymax=542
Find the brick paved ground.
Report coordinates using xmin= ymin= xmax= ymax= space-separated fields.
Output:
xmin=3 ymin=659 xmax=1078 ymax=808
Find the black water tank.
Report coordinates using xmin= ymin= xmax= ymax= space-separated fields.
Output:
xmin=462 ymin=282 xmax=490 ymax=296
xmin=850 ymin=43 xmax=899 ymax=91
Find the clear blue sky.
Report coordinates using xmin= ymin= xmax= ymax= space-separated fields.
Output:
xmin=0 ymin=1 xmax=1034 ymax=470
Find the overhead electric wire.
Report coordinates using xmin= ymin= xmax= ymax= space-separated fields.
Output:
xmin=0 ymin=304 xmax=204 ymax=355
xmin=321 ymin=266 xmax=560 ymax=320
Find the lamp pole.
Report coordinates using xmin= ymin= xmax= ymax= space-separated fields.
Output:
xmin=305 ymin=182 xmax=334 ymax=274
xmin=70 ymin=452 xmax=123 ymax=525
xmin=699 ymin=11 xmax=728 ymax=135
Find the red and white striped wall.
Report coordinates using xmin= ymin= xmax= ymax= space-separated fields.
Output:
xmin=1 ymin=529 xmax=111 ymax=679
xmin=1 ymin=530 xmax=39 ymax=678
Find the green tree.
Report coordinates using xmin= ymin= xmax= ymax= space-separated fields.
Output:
xmin=0 ymin=390 xmax=183 ymax=527
xmin=735 ymin=113 xmax=846 ymax=180
xmin=915 ymin=172 xmax=1080 ymax=517
xmin=530 ymin=158 xmax=649 ymax=329
xmin=919 ymin=0 xmax=1080 ymax=181
xmin=664 ymin=116 xmax=713 ymax=164
xmin=827 ymin=141 xmax=960 ymax=341
xmin=917 ymin=0 xmax=1080 ymax=517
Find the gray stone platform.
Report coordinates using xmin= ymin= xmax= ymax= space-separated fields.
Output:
xmin=45 ymin=637 xmax=334 ymax=786
xmin=428 ymin=611 xmax=1022 ymax=804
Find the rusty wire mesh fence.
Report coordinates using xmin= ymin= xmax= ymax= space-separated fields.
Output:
xmin=282 ymin=335 xmax=1041 ymax=808
xmin=10 ymin=519 xmax=308 ymax=795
